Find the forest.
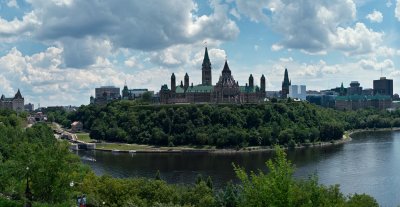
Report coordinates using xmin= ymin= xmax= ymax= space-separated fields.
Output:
xmin=0 ymin=110 xmax=379 ymax=206
xmin=54 ymin=100 xmax=400 ymax=148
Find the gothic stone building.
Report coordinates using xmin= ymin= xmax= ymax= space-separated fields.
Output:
xmin=160 ymin=47 xmax=266 ymax=104
xmin=0 ymin=89 xmax=25 ymax=112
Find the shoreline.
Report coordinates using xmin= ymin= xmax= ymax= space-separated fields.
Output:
xmin=74 ymin=127 xmax=400 ymax=154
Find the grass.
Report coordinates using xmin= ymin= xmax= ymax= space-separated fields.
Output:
xmin=95 ymin=143 xmax=216 ymax=151
xmin=96 ymin=143 xmax=152 ymax=151
xmin=76 ymin=133 xmax=95 ymax=143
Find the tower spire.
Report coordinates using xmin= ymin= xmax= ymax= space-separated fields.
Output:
xmin=281 ymin=68 xmax=291 ymax=98
xmin=201 ymin=47 xmax=212 ymax=85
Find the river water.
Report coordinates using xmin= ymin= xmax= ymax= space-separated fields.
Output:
xmin=77 ymin=131 xmax=400 ymax=206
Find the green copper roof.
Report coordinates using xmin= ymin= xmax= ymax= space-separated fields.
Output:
xmin=175 ymin=86 xmax=185 ymax=94
xmin=186 ymin=85 xmax=214 ymax=93
xmin=336 ymin=95 xmax=391 ymax=101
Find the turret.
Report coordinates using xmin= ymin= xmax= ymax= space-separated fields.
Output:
xmin=340 ymin=82 xmax=345 ymax=96
xmin=201 ymin=47 xmax=212 ymax=85
xmin=171 ymin=73 xmax=176 ymax=92
xmin=261 ymin=74 xmax=266 ymax=92
xmin=122 ymin=84 xmax=129 ymax=99
xmin=249 ymin=74 xmax=254 ymax=88
xmin=184 ymin=73 xmax=189 ymax=90
xmin=222 ymin=60 xmax=231 ymax=76
xmin=14 ymin=89 xmax=23 ymax=99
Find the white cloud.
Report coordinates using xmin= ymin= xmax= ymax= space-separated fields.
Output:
xmin=234 ymin=0 xmax=270 ymax=23
xmin=366 ymin=10 xmax=383 ymax=23
xmin=396 ymin=0 xmax=400 ymax=20
xmin=229 ymin=8 xmax=241 ymax=19
xmin=358 ymin=58 xmax=395 ymax=71
xmin=375 ymin=46 xmax=400 ymax=58
xmin=332 ymin=23 xmax=383 ymax=56
xmin=0 ymin=11 xmax=40 ymax=38
xmin=232 ymin=0 xmax=383 ymax=56
xmin=7 ymin=0 xmax=19 ymax=8
xmin=22 ymin=0 xmax=238 ymax=68
xmin=124 ymin=57 xmax=137 ymax=68
xmin=234 ymin=0 xmax=357 ymax=53
xmin=279 ymin=57 xmax=293 ymax=62
xmin=0 ymin=46 xmax=174 ymax=106
xmin=271 ymin=44 xmax=283 ymax=51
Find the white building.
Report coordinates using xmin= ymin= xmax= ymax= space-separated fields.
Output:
xmin=288 ymin=85 xmax=307 ymax=100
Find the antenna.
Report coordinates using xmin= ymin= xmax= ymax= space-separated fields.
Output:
xmin=204 ymin=41 xmax=207 ymax=48
xmin=381 ymin=68 xmax=383 ymax=77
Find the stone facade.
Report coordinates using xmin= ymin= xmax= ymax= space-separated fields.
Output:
xmin=335 ymin=95 xmax=392 ymax=110
xmin=0 ymin=89 xmax=25 ymax=112
xmin=159 ymin=48 xmax=266 ymax=104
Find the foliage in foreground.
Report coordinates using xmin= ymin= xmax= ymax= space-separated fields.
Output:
xmin=233 ymin=147 xmax=379 ymax=207
xmin=0 ymin=111 xmax=380 ymax=206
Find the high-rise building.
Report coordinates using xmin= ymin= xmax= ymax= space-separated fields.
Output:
xmin=373 ymin=77 xmax=393 ymax=97
xmin=92 ymin=86 xmax=120 ymax=104
xmin=95 ymin=86 xmax=120 ymax=99
xmin=289 ymin=85 xmax=306 ymax=100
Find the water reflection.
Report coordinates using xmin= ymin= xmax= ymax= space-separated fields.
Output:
xmin=78 ymin=131 xmax=400 ymax=206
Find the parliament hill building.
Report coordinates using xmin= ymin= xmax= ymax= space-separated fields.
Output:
xmin=159 ymin=47 xmax=266 ymax=104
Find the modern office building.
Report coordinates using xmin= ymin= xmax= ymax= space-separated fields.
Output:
xmin=91 ymin=86 xmax=120 ymax=104
xmin=288 ymin=85 xmax=306 ymax=100
xmin=373 ymin=77 xmax=393 ymax=97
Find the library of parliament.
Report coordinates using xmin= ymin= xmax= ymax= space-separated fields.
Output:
xmin=159 ymin=47 xmax=287 ymax=104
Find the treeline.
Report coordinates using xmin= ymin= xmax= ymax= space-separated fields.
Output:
xmin=67 ymin=101 xmax=348 ymax=148
xmin=0 ymin=111 xmax=379 ymax=206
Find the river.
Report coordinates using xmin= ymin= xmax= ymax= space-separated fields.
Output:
xmin=77 ymin=130 xmax=400 ymax=206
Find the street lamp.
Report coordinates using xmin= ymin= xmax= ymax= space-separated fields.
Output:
xmin=25 ymin=167 xmax=32 ymax=207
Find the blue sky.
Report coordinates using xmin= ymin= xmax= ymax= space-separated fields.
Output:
xmin=0 ymin=0 xmax=399 ymax=106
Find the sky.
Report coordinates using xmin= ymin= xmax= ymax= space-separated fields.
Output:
xmin=0 ymin=0 xmax=400 ymax=106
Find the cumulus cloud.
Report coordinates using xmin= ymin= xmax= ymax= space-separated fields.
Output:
xmin=20 ymin=0 xmax=239 ymax=67
xmin=0 ymin=46 xmax=173 ymax=106
xmin=366 ymin=10 xmax=383 ymax=23
xmin=232 ymin=0 xmax=383 ymax=56
xmin=7 ymin=0 xmax=19 ymax=8
xmin=297 ymin=60 xmax=340 ymax=78
xmin=358 ymin=58 xmax=394 ymax=71
xmin=234 ymin=0 xmax=356 ymax=53
xmin=0 ymin=11 xmax=40 ymax=38
xmin=332 ymin=23 xmax=383 ymax=55
xmin=124 ymin=57 xmax=137 ymax=68
xmin=234 ymin=0 xmax=270 ymax=23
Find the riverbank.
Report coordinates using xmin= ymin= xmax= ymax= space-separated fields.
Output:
xmin=73 ymin=127 xmax=400 ymax=154
xmin=83 ymin=131 xmax=351 ymax=154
